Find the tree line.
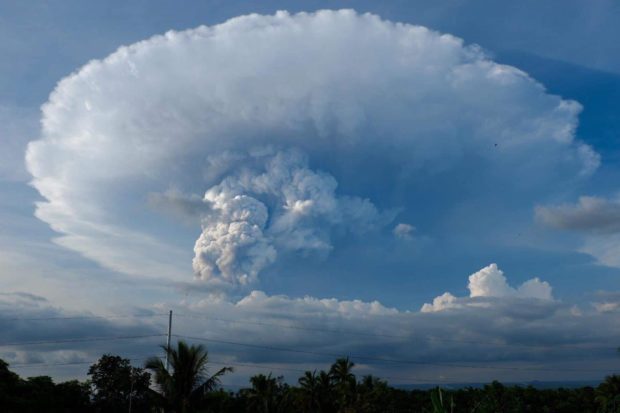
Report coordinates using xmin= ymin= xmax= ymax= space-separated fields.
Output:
xmin=1 ymin=340 xmax=619 ymax=412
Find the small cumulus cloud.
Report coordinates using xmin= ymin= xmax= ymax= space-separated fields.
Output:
xmin=420 ymin=292 xmax=459 ymax=313
xmin=468 ymin=263 xmax=552 ymax=300
xmin=422 ymin=263 xmax=553 ymax=313
xmin=393 ymin=223 xmax=415 ymax=240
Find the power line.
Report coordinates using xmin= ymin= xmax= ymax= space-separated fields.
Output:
xmin=0 ymin=334 xmax=165 ymax=347
xmin=174 ymin=334 xmax=617 ymax=374
xmin=4 ymin=311 xmax=616 ymax=351
xmin=11 ymin=355 xmax=168 ymax=370
xmin=172 ymin=313 xmax=614 ymax=350
xmin=174 ymin=313 xmax=412 ymax=340
xmin=0 ymin=313 xmax=168 ymax=322
xmin=3 ymin=311 xmax=618 ymax=378
xmin=11 ymin=357 xmax=160 ymax=369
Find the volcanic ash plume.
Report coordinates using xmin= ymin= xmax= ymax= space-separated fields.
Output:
xmin=192 ymin=149 xmax=385 ymax=285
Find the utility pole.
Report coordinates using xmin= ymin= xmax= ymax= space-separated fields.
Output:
xmin=165 ymin=310 xmax=172 ymax=372
xmin=128 ymin=374 xmax=134 ymax=413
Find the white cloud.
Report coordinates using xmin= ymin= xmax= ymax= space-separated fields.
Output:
xmin=517 ymin=277 xmax=554 ymax=300
xmin=422 ymin=263 xmax=553 ymax=312
xmin=234 ymin=290 xmax=399 ymax=317
xmin=468 ymin=263 xmax=552 ymax=300
xmin=393 ymin=223 xmax=415 ymax=240
xmin=468 ymin=263 xmax=516 ymax=298
xmin=25 ymin=10 xmax=596 ymax=288
xmin=420 ymin=292 xmax=459 ymax=313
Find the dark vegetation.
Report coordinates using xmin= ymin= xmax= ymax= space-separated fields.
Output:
xmin=1 ymin=341 xmax=619 ymax=412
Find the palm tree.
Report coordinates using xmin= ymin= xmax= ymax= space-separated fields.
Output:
xmin=298 ymin=370 xmax=320 ymax=412
xmin=329 ymin=357 xmax=356 ymax=412
xmin=245 ymin=373 xmax=283 ymax=413
xmin=144 ymin=340 xmax=232 ymax=413
xmin=329 ymin=357 xmax=355 ymax=386
xmin=316 ymin=370 xmax=335 ymax=413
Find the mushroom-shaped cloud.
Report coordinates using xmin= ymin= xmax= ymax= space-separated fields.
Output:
xmin=27 ymin=10 xmax=596 ymax=288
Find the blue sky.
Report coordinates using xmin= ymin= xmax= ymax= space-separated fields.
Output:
xmin=1 ymin=0 xmax=620 ymax=385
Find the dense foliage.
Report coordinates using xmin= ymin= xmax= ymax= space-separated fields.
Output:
xmin=0 ymin=352 xmax=619 ymax=412
xmin=0 ymin=359 xmax=91 ymax=412
xmin=88 ymin=354 xmax=152 ymax=412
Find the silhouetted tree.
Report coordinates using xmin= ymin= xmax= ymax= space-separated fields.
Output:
xmin=298 ymin=370 xmax=320 ymax=412
xmin=0 ymin=359 xmax=20 ymax=410
xmin=53 ymin=380 xmax=92 ymax=411
xmin=88 ymin=354 xmax=151 ymax=413
xmin=1 ymin=359 xmax=93 ymax=413
xmin=597 ymin=375 xmax=620 ymax=413
xmin=317 ymin=370 xmax=336 ymax=413
xmin=329 ymin=357 xmax=356 ymax=412
xmin=244 ymin=373 xmax=292 ymax=413
xmin=145 ymin=340 xmax=232 ymax=413
xmin=0 ymin=356 xmax=614 ymax=412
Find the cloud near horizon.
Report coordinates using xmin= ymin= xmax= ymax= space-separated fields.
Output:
xmin=26 ymin=9 xmax=597 ymax=291
xmin=3 ymin=264 xmax=620 ymax=383
xmin=0 ymin=292 xmax=163 ymax=374
xmin=421 ymin=263 xmax=553 ymax=313
xmin=159 ymin=263 xmax=619 ymax=383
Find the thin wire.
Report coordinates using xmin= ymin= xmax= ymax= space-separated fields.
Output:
xmin=174 ymin=334 xmax=617 ymax=373
xmin=0 ymin=334 xmax=165 ymax=347
xmin=3 ymin=312 xmax=618 ymax=376
xmin=174 ymin=313 xmax=412 ymax=340
xmin=173 ymin=313 xmax=614 ymax=350
xmin=11 ymin=356 xmax=164 ymax=368
xmin=4 ymin=311 xmax=616 ymax=350
xmin=0 ymin=314 xmax=168 ymax=322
